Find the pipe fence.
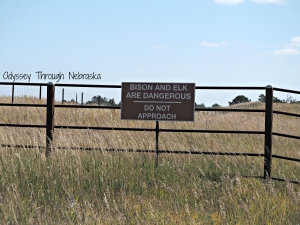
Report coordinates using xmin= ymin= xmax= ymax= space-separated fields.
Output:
xmin=0 ymin=82 xmax=299 ymax=184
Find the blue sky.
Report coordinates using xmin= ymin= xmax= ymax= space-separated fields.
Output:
xmin=1 ymin=0 xmax=299 ymax=106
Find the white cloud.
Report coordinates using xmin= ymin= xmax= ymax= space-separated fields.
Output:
xmin=200 ymin=41 xmax=229 ymax=47
xmin=274 ymin=48 xmax=300 ymax=55
xmin=290 ymin=36 xmax=300 ymax=47
xmin=251 ymin=0 xmax=286 ymax=4
xmin=214 ymin=0 xmax=244 ymax=5
xmin=273 ymin=36 xmax=300 ymax=56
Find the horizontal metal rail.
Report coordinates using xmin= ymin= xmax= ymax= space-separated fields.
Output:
xmin=55 ymin=83 xmax=121 ymax=88
xmin=274 ymin=87 xmax=300 ymax=95
xmin=0 ymin=124 xmax=45 ymax=128
xmin=156 ymin=150 xmax=263 ymax=156
xmin=242 ymin=176 xmax=300 ymax=185
xmin=195 ymin=108 xmax=265 ymax=112
xmin=55 ymin=104 xmax=120 ymax=109
xmin=0 ymin=123 xmax=265 ymax=135
xmin=273 ymin=154 xmax=300 ymax=162
xmin=0 ymin=82 xmax=267 ymax=90
xmin=0 ymin=144 xmax=263 ymax=156
xmin=273 ymin=132 xmax=300 ymax=140
xmin=270 ymin=177 xmax=300 ymax=185
xmin=159 ymin=129 xmax=264 ymax=134
xmin=0 ymin=82 xmax=268 ymax=89
xmin=0 ymin=82 xmax=48 ymax=86
xmin=54 ymin=125 xmax=155 ymax=131
xmin=52 ymin=125 xmax=265 ymax=134
xmin=1 ymin=144 xmax=46 ymax=149
xmin=0 ymin=103 xmax=46 ymax=107
xmin=195 ymin=86 xmax=266 ymax=90
xmin=273 ymin=110 xmax=300 ymax=118
xmin=48 ymin=84 xmax=268 ymax=90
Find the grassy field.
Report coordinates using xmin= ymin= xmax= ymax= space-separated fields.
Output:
xmin=0 ymin=97 xmax=299 ymax=224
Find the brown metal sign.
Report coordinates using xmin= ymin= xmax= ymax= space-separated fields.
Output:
xmin=121 ymin=82 xmax=195 ymax=121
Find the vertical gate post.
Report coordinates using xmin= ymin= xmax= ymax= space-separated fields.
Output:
xmin=155 ymin=121 xmax=159 ymax=167
xmin=46 ymin=82 xmax=55 ymax=157
xmin=264 ymin=85 xmax=273 ymax=179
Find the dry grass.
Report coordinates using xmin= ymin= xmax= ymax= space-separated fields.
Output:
xmin=0 ymin=97 xmax=299 ymax=224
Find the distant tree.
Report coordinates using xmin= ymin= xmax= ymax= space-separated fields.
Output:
xmin=108 ymin=98 xmax=116 ymax=106
xmin=86 ymin=95 xmax=118 ymax=106
xmin=195 ymin=103 xmax=205 ymax=108
xmin=211 ymin=103 xmax=221 ymax=108
xmin=258 ymin=94 xmax=266 ymax=102
xmin=284 ymin=94 xmax=300 ymax=104
xmin=229 ymin=95 xmax=251 ymax=106
xmin=258 ymin=93 xmax=300 ymax=103
xmin=86 ymin=95 xmax=102 ymax=105
xmin=273 ymin=96 xmax=284 ymax=103
xmin=290 ymin=99 xmax=300 ymax=104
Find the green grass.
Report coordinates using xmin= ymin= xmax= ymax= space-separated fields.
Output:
xmin=0 ymin=149 xmax=299 ymax=224
xmin=0 ymin=98 xmax=299 ymax=224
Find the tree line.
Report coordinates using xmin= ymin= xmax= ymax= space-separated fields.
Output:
xmin=227 ymin=94 xmax=300 ymax=106
xmin=85 ymin=95 xmax=120 ymax=106
xmin=82 ymin=93 xmax=300 ymax=107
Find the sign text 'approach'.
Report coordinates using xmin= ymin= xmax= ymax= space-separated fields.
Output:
xmin=121 ymin=82 xmax=195 ymax=121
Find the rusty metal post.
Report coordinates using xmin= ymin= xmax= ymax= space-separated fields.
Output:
xmin=155 ymin=121 xmax=159 ymax=167
xmin=264 ymin=85 xmax=273 ymax=179
xmin=46 ymin=82 xmax=55 ymax=157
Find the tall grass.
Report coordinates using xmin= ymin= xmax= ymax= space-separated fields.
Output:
xmin=0 ymin=97 xmax=299 ymax=224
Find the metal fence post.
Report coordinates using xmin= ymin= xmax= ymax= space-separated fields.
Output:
xmin=46 ymin=82 xmax=55 ymax=157
xmin=264 ymin=85 xmax=273 ymax=179
xmin=12 ymin=84 xmax=14 ymax=103
xmin=81 ymin=92 xmax=83 ymax=105
xmin=39 ymin=85 xmax=42 ymax=100
xmin=62 ymin=88 xmax=64 ymax=104
xmin=155 ymin=121 xmax=159 ymax=167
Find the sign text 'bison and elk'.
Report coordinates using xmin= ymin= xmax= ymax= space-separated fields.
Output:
xmin=121 ymin=82 xmax=195 ymax=121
